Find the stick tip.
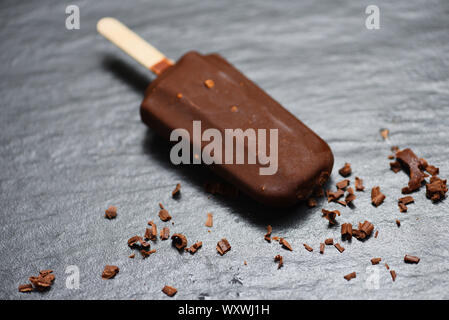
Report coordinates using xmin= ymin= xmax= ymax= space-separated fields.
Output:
xmin=97 ymin=17 xmax=119 ymax=34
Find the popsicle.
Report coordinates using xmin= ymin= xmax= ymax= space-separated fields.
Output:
xmin=97 ymin=18 xmax=334 ymax=207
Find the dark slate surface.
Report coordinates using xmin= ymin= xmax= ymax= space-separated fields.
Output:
xmin=1 ymin=0 xmax=448 ymax=300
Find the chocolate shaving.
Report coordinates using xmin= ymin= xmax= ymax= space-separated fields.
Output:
xmin=274 ymin=255 xmax=283 ymax=269
xmin=105 ymin=206 xmax=117 ymax=219
xmin=322 ymin=209 xmax=341 ymax=225
xmin=426 ymin=176 xmax=447 ymax=202
xmin=319 ymin=243 xmax=325 ymax=254
xmin=280 ymin=238 xmax=292 ymax=251
xmin=186 ymin=241 xmax=202 ymax=254
xmin=338 ymin=163 xmax=352 ymax=177
xmin=303 ymin=243 xmax=313 ymax=252
xmin=102 ymin=265 xmax=119 ymax=279
xmin=334 ymin=243 xmax=345 ymax=253
xmin=162 ymin=285 xmax=177 ymax=297
xmin=216 ymin=238 xmax=231 ymax=255
xmin=171 ymin=233 xmax=187 ymax=250
xmin=160 ymin=227 xmax=170 ymax=240
xmin=205 ymin=213 xmax=213 ymax=227
xmin=345 ymin=187 xmax=356 ymax=204
xmin=18 ymin=283 xmax=33 ymax=293
xmin=140 ymin=249 xmax=156 ymax=259
xmin=371 ymin=258 xmax=382 ymax=265
xmin=404 ymin=255 xmax=420 ymax=264
xmin=355 ymin=177 xmax=365 ymax=191
xmin=341 ymin=223 xmax=352 ymax=240
xmin=396 ymin=148 xmax=426 ymax=193
xmin=398 ymin=195 xmax=414 ymax=212
xmin=158 ymin=209 xmax=172 ymax=222
xmin=145 ymin=221 xmax=157 ymax=241
xmin=327 ymin=189 xmax=345 ymax=202
xmin=128 ymin=235 xmax=143 ymax=247
xmin=352 ymin=220 xmax=374 ymax=240
xmin=336 ymin=179 xmax=350 ymax=190
xmin=172 ymin=183 xmax=181 ymax=197
xmin=390 ymin=270 xmax=397 ymax=282
xmin=371 ymin=186 xmax=385 ymax=206
xmin=344 ymin=272 xmax=356 ymax=281
xmin=264 ymin=225 xmax=272 ymax=242
xmin=324 ymin=238 xmax=333 ymax=245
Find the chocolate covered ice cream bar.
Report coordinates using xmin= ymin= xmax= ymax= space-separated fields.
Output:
xmin=98 ymin=18 xmax=334 ymax=206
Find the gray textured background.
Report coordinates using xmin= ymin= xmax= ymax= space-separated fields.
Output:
xmin=1 ymin=0 xmax=448 ymax=300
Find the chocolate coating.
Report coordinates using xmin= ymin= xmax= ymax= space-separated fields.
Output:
xmin=141 ymin=51 xmax=333 ymax=206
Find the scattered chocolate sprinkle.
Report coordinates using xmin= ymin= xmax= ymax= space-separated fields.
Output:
xmin=272 ymin=236 xmax=280 ymax=242
xmin=303 ymin=244 xmax=313 ymax=252
xmin=371 ymin=186 xmax=386 ymax=207
xmin=390 ymin=270 xmax=397 ymax=282
xmin=399 ymin=196 xmax=414 ymax=205
xmin=319 ymin=243 xmax=325 ymax=254
xmin=307 ymin=197 xmax=317 ymax=208
xmin=322 ymin=209 xmax=341 ymax=225
xmin=341 ymin=223 xmax=353 ymax=240
xmin=162 ymin=285 xmax=177 ymax=297
xmin=352 ymin=221 xmax=374 ymax=240
xmin=396 ymin=219 xmax=401 ymax=227
xmin=390 ymin=161 xmax=402 ymax=173
xmin=172 ymin=183 xmax=181 ymax=197
xmin=355 ymin=177 xmax=365 ymax=191
xmin=426 ymin=176 xmax=447 ymax=202
xmin=216 ymin=238 xmax=231 ymax=255
xmin=140 ymin=249 xmax=156 ymax=258
xmin=336 ymin=179 xmax=350 ymax=190
xmin=128 ymin=235 xmax=143 ymax=247
xmin=338 ymin=163 xmax=352 ymax=177
xmin=380 ymin=128 xmax=389 ymax=140
xmin=274 ymin=255 xmax=283 ymax=269
xmin=398 ymin=202 xmax=408 ymax=213
xmin=396 ymin=148 xmax=426 ymax=193
xmin=374 ymin=230 xmax=379 ymax=238
xmin=344 ymin=272 xmax=356 ymax=281
xmin=345 ymin=187 xmax=356 ymax=204
xmin=171 ymin=233 xmax=187 ymax=250
xmin=102 ymin=265 xmax=119 ymax=279
xmin=158 ymin=209 xmax=172 ymax=222
xmin=280 ymin=238 xmax=292 ymax=251
xmin=160 ymin=227 xmax=170 ymax=240
xmin=129 ymin=254 xmax=135 ymax=259
xmin=264 ymin=225 xmax=272 ymax=242
xmin=105 ymin=206 xmax=117 ymax=219
xmin=204 ymin=79 xmax=215 ymax=88
xmin=385 ymin=263 xmax=390 ymax=270
xmin=145 ymin=221 xmax=157 ymax=241
xmin=371 ymin=258 xmax=382 ymax=265
xmin=205 ymin=213 xmax=213 ymax=227
xmin=404 ymin=255 xmax=420 ymax=264
xmin=324 ymin=238 xmax=334 ymax=245
xmin=186 ymin=241 xmax=202 ymax=254
xmin=159 ymin=203 xmax=164 ymax=209
xmin=334 ymin=243 xmax=345 ymax=253
xmin=18 ymin=283 xmax=33 ymax=293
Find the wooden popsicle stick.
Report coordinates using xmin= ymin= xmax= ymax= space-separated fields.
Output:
xmin=97 ymin=17 xmax=173 ymax=75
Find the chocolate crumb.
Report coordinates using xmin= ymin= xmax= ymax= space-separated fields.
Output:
xmin=274 ymin=255 xmax=283 ymax=269
xmin=158 ymin=209 xmax=172 ymax=222
xmin=404 ymin=255 xmax=420 ymax=264
xmin=338 ymin=163 xmax=352 ymax=177
xmin=171 ymin=233 xmax=187 ymax=250
xmin=204 ymin=79 xmax=215 ymax=88
xmin=396 ymin=219 xmax=401 ymax=227
xmin=322 ymin=209 xmax=340 ymax=225
xmin=160 ymin=227 xmax=170 ymax=240
xmin=385 ymin=263 xmax=390 ymax=270
xmin=186 ymin=241 xmax=202 ymax=254
xmin=341 ymin=223 xmax=353 ymax=240
xmin=244 ymin=261 xmax=247 ymax=266
xmin=216 ymin=238 xmax=231 ymax=255
xmin=371 ymin=186 xmax=386 ymax=206
xmin=159 ymin=203 xmax=164 ymax=209
xmin=371 ymin=258 xmax=382 ymax=265
xmin=319 ymin=243 xmax=325 ymax=254
xmin=344 ymin=272 xmax=356 ymax=281
xmin=303 ymin=243 xmax=313 ymax=252
xmin=264 ymin=225 xmax=272 ymax=242
xmin=18 ymin=284 xmax=33 ymax=293
xmin=324 ymin=238 xmax=334 ymax=245
xmin=205 ymin=213 xmax=213 ymax=227
xmin=129 ymin=254 xmax=135 ymax=259
xmin=374 ymin=230 xmax=379 ymax=238
xmin=105 ymin=206 xmax=117 ymax=219
xmin=172 ymin=183 xmax=181 ymax=197
xmin=162 ymin=285 xmax=177 ymax=297
xmin=390 ymin=270 xmax=397 ymax=282
xmin=398 ymin=202 xmax=408 ymax=213
xmin=280 ymin=238 xmax=293 ymax=251
xmin=102 ymin=265 xmax=119 ymax=279
xmin=426 ymin=176 xmax=447 ymax=202
xmin=336 ymin=179 xmax=350 ymax=190
xmin=388 ymin=155 xmax=395 ymax=160
xmin=355 ymin=177 xmax=365 ymax=191
xmin=334 ymin=243 xmax=345 ymax=253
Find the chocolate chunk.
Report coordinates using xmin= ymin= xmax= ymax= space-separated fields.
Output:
xmin=140 ymin=249 xmax=156 ymax=258
xmin=390 ymin=270 xmax=397 ymax=282
xmin=160 ymin=227 xmax=170 ymax=240
xmin=345 ymin=187 xmax=356 ymax=204
xmin=404 ymin=255 xmax=420 ymax=264
xmin=390 ymin=161 xmax=402 ymax=173
xmin=205 ymin=213 xmax=213 ymax=227
xmin=307 ymin=197 xmax=317 ymax=208
xmin=128 ymin=235 xmax=143 ymax=247
xmin=303 ymin=244 xmax=313 ymax=252
xmin=327 ymin=189 xmax=345 ymax=202
xmin=426 ymin=176 xmax=447 ymax=202
xmin=216 ymin=238 xmax=231 ymax=255
xmin=396 ymin=148 xmax=426 ymax=193
xmin=171 ymin=233 xmax=188 ymax=250
xmin=371 ymin=258 xmax=382 ymax=265
xmin=274 ymin=255 xmax=283 ymax=269
xmin=319 ymin=243 xmax=325 ymax=254
xmin=380 ymin=129 xmax=389 ymax=140
xmin=280 ymin=238 xmax=292 ymax=251
xmin=158 ymin=209 xmax=172 ymax=222
xmin=322 ymin=209 xmax=340 ymax=225
xmin=336 ymin=179 xmax=350 ymax=190
xmin=395 ymin=219 xmax=401 ymax=227
xmin=371 ymin=186 xmax=385 ymax=206
xmin=338 ymin=163 xmax=352 ymax=177
xmin=105 ymin=206 xmax=117 ymax=219
xmin=344 ymin=272 xmax=356 ymax=281
xmin=18 ymin=284 xmax=33 ymax=293
xmin=204 ymin=79 xmax=215 ymax=88
xmin=324 ymin=238 xmax=334 ymax=245
xmin=162 ymin=285 xmax=177 ymax=297
xmin=334 ymin=243 xmax=345 ymax=253
xmin=186 ymin=241 xmax=202 ymax=254
xmin=355 ymin=177 xmax=365 ymax=191
xmin=172 ymin=183 xmax=181 ymax=197
xmin=264 ymin=225 xmax=272 ymax=242
xmin=341 ymin=223 xmax=352 ymax=240
xmin=102 ymin=265 xmax=119 ymax=279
